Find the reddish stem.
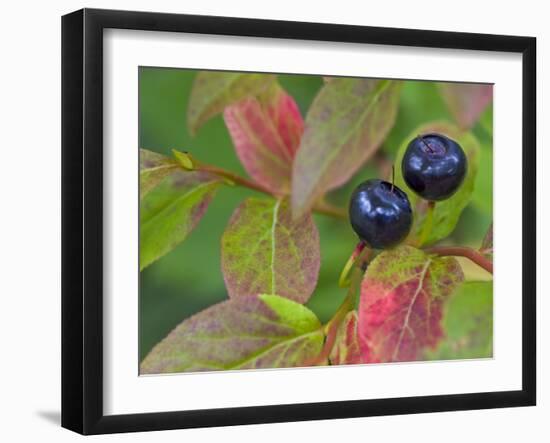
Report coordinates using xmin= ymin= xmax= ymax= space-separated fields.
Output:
xmin=195 ymin=164 xmax=347 ymax=219
xmin=304 ymin=295 xmax=354 ymax=366
xmin=304 ymin=247 xmax=371 ymax=366
xmin=425 ymin=246 xmax=493 ymax=274
xmin=338 ymin=241 xmax=367 ymax=287
xmin=197 ymin=165 xmax=273 ymax=194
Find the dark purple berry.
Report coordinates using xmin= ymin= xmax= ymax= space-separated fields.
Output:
xmin=401 ymin=133 xmax=467 ymax=201
xmin=349 ymin=179 xmax=412 ymax=249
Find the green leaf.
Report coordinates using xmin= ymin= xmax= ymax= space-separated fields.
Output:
xmin=221 ymin=197 xmax=320 ymax=304
xmin=291 ymin=78 xmax=402 ymax=218
xmin=471 ymin=142 xmax=493 ymax=215
xmin=140 ymin=294 xmax=324 ymax=373
xmin=426 ymin=281 xmax=493 ymax=360
xmin=478 ymin=104 xmax=493 ymax=137
xmin=359 ymin=246 xmax=464 ymax=362
xmin=140 ymin=170 xmax=221 ymax=270
xmin=330 ymin=311 xmax=364 ymax=365
xmin=480 ymin=223 xmax=493 ymax=262
xmin=187 ymin=72 xmax=276 ymax=135
xmin=139 ymin=149 xmax=178 ymax=199
xmin=394 ymin=122 xmax=480 ymax=245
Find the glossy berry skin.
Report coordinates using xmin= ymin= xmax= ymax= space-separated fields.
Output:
xmin=401 ymin=133 xmax=467 ymax=201
xmin=349 ymin=179 xmax=413 ymax=249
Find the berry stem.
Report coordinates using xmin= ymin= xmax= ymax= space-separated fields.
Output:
xmin=419 ymin=135 xmax=434 ymax=153
xmin=425 ymin=246 xmax=493 ymax=274
xmin=373 ymin=151 xmax=393 ymax=182
xmin=338 ymin=242 xmax=367 ymax=288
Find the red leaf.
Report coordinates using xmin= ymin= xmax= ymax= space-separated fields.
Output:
xmin=358 ymin=246 xmax=463 ymax=363
xmin=438 ymin=83 xmax=493 ymax=129
xmin=330 ymin=311 xmax=365 ymax=365
xmin=224 ymin=86 xmax=303 ymax=194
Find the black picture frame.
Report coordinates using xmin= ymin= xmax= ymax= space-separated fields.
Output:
xmin=62 ymin=8 xmax=537 ymax=435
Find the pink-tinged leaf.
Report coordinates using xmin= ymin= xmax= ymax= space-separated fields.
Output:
xmin=330 ymin=311 xmax=365 ymax=365
xmin=140 ymin=294 xmax=324 ymax=374
xmin=139 ymin=149 xmax=178 ymax=199
xmin=438 ymin=83 xmax=493 ymax=130
xmin=358 ymin=246 xmax=464 ymax=363
xmin=221 ymin=198 xmax=320 ymax=304
xmin=140 ymin=170 xmax=221 ymax=270
xmin=223 ymin=86 xmax=303 ymax=194
xmin=187 ymin=71 xmax=276 ymax=134
xmin=292 ymin=78 xmax=402 ymax=218
xmin=480 ymin=223 xmax=493 ymax=262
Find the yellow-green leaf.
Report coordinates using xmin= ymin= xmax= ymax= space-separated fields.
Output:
xmin=139 ymin=149 xmax=178 ymax=199
xmin=140 ymin=294 xmax=324 ymax=374
xmin=140 ymin=170 xmax=221 ymax=270
xmin=221 ymin=198 xmax=320 ymax=304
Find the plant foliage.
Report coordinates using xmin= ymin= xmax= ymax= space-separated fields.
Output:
xmin=140 ymin=70 xmax=493 ymax=372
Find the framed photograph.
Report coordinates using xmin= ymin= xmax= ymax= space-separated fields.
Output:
xmin=61 ymin=8 xmax=536 ymax=435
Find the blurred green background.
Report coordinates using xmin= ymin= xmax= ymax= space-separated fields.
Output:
xmin=139 ymin=68 xmax=493 ymax=361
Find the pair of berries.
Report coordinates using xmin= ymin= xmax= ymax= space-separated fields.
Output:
xmin=349 ymin=133 xmax=467 ymax=249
